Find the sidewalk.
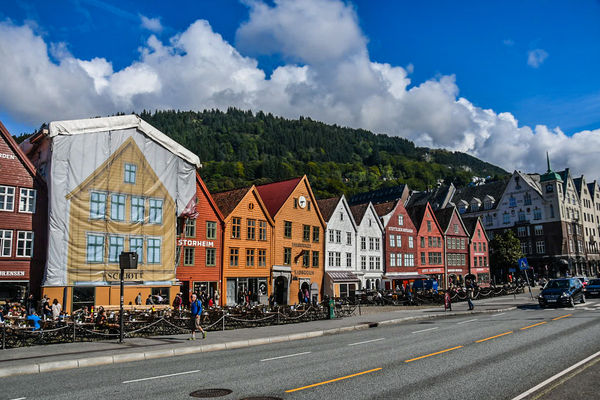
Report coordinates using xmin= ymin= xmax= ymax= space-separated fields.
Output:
xmin=0 ymin=291 xmax=537 ymax=377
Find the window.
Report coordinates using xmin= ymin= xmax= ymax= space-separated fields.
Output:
xmin=482 ymin=242 xmax=487 ymax=252
xmin=485 ymin=215 xmax=493 ymax=226
xmin=503 ymin=213 xmax=510 ymax=224
xmin=474 ymin=255 xmax=479 ymax=267
xmin=369 ymin=256 xmax=374 ymax=270
xmin=329 ymin=229 xmax=334 ymax=243
xmin=461 ymin=239 xmax=465 ymax=249
xmin=230 ymin=248 xmax=239 ymax=266
xmin=427 ymin=220 xmax=432 ymax=232
xmin=536 ymin=241 xmax=545 ymax=254
xmin=312 ymin=226 xmax=320 ymax=242
xmin=108 ymin=235 xmax=124 ymax=263
xmin=421 ymin=252 xmax=426 ymax=265
xmin=428 ymin=252 xmax=442 ymax=264
xmin=184 ymin=247 xmax=195 ymax=266
xmin=284 ymin=221 xmax=292 ymax=238
xmin=404 ymin=253 xmax=415 ymax=267
xmin=390 ymin=235 xmax=396 ymax=247
xmin=335 ymin=252 xmax=341 ymax=267
xmin=518 ymin=211 xmax=526 ymax=222
xmin=346 ymin=232 xmax=352 ymax=245
xmin=478 ymin=242 xmax=482 ymax=252
xmin=534 ymin=225 xmax=543 ymax=236
xmin=336 ymin=230 xmax=341 ymax=243
xmin=509 ymin=197 xmax=517 ymax=207
xmin=453 ymin=224 xmax=459 ymax=234
xmin=130 ymin=237 xmax=143 ymax=263
xmin=398 ymin=215 xmax=404 ymax=225
xmin=149 ymin=198 xmax=163 ymax=224
xmin=329 ymin=251 xmax=334 ymax=267
xmin=375 ymin=257 xmax=380 ymax=270
xmin=375 ymin=238 xmax=380 ymax=250
xmin=390 ymin=253 xmax=396 ymax=267
xmin=284 ymin=247 xmax=291 ymax=265
xmin=206 ymin=248 xmax=216 ymax=266
xmin=90 ymin=192 xmax=107 ymax=219
xmin=259 ymin=221 xmax=267 ymax=241
xmin=428 ymin=237 xmax=432 ymax=247
xmin=524 ymin=193 xmax=532 ymax=205
xmin=0 ymin=186 xmax=15 ymax=211
xmin=19 ymin=188 xmax=36 ymax=213
xmin=207 ymin=221 xmax=217 ymax=240
xmin=397 ymin=253 xmax=402 ymax=267
xmin=303 ymin=225 xmax=311 ymax=242
xmin=86 ymin=234 xmax=104 ymax=263
xmin=397 ymin=235 xmax=402 ymax=247
xmin=361 ymin=256 xmax=366 ymax=270
xmin=185 ymin=219 xmax=196 ymax=237
xmin=517 ymin=226 xmax=526 ymax=237
xmin=246 ymin=249 xmax=255 ymax=266
xmin=130 ymin=196 xmax=145 ymax=222
xmin=147 ymin=238 xmax=161 ymax=264
xmin=346 ymin=252 xmax=352 ymax=267
xmin=110 ymin=194 xmax=125 ymax=221
xmin=258 ymin=249 xmax=266 ymax=267
xmin=369 ymin=237 xmax=374 ymax=250
xmin=408 ymin=236 xmax=414 ymax=248
xmin=360 ymin=236 xmax=366 ymax=250
xmin=0 ymin=230 xmax=12 ymax=257
xmin=247 ymin=219 xmax=256 ymax=240
xmin=124 ymin=163 xmax=137 ymax=184
xmin=569 ymin=239 xmax=574 ymax=252
xmin=232 ymin=217 xmax=241 ymax=238
xmin=303 ymin=250 xmax=310 ymax=267
xmin=421 ymin=237 xmax=426 ymax=247
xmin=312 ymin=251 xmax=319 ymax=267
xmin=340 ymin=211 xmax=344 ymax=221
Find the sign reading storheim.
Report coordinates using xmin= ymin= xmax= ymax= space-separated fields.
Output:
xmin=177 ymin=239 xmax=215 ymax=247
xmin=104 ymin=270 xmax=144 ymax=281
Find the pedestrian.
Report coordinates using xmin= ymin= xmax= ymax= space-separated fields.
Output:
xmin=51 ymin=298 xmax=62 ymax=320
xmin=173 ymin=292 xmax=183 ymax=311
xmin=297 ymin=289 xmax=303 ymax=304
xmin=42 ymin=298 xmax=52 ymax=320
xmin=25 ymin=294 xmax=36 ymax=315
xmin=303 ymin=288 xmax=309 ymax=304
xmin=156 ymin=292 xmax=164 ymax=304
xmin=145 ymin=294 xmax=154 ymax=305
xmin=444 ymin=290 xmax=452 ymax=311
xmin=188 ymin=294 xmax=206 ymax=340
xmin=214 ymin=289 xmax=220 ymax=307
xmin=208 ymin=297 xmax=214 ymax=308
xmin=466 ymin=283 xmax=474 ymax=311
xmin=27 ymin=311 xmax=42 ymax=331
xmin=135 ymin=293 xmax=142 ymax=305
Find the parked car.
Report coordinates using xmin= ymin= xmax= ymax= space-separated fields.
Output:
xmin=538 ymin=278 xmax=585 ymax=308
xmin=575 ymin=276 xmax=589 ymax=287
xmin=584 ymin=279 xmax=600 ymax=298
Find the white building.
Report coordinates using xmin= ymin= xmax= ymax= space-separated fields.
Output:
xmin=350 ymin=202 xmax=385 ymax=290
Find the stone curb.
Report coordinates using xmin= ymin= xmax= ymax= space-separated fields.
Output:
xmin=0 ymin=306 xmax=516 ymax=378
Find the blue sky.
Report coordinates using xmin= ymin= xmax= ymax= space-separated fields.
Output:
xmin=1 ymin=0 xmax=599 ymax=177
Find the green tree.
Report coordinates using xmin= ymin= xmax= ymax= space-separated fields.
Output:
xmin=490 ymin=230 xmax=523 ymax=281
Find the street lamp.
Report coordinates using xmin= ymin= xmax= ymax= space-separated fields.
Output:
xmin=118 ymin=251 xmax=138 ymax=343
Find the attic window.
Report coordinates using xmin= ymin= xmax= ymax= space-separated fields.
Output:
xmin=453 ymin=224 xmax=458 ymax=233
xmin=248 ymin=203 xmax=254 ymax=210
xmin=340 ymin=211 xmax=344 ymax=221
xmin=124 ymin=163 xmax=137 ymax=184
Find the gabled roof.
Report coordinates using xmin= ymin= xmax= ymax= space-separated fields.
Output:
xmin=317 ymin=197 xmax=341 ymax=222
xmin=255 ymin=177 xmax=302 ymax=217
xmin=573 ymin=176 xmax=585 ymax=197
xmin=406 ymin=184 xmax=455 ymax=210
xmin=196 ymin=173 xmax=224 ymax=223
xmin=406 ymin=204 xmax=427 ymax=231
xmin=212 ymin=187 xmax=252 ymax=218
xmin=350 ymin=203 xmax=369 ymax=225
xmin=451 ymin=177 xmax=509 ymax=212
xmin=462 ymin=216 xmax=489 ymax=241
xmin=0 ymin=120 xmax=46 ymax=189
xmin=349 ymin=184 xmax=407 ymax=206
xmin=373 ymin=200 xmax=397 ymax=217
xmin=433 ymin=207 xmax=455 ymax=232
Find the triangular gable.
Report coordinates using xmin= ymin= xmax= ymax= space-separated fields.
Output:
xmin=255 ymin=177 xmax=302 ymax=217
xmin=196 ymin=172 xmax=224 ymax=223
xmin=0 ymin=120 xmax=46 ymax=189
xmin=365 ymin=202 xmax=384 ymax=233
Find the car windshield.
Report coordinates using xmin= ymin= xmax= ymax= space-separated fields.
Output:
xmin=589 ymin=279 xmax=600 ymax=286
xmin=546 ymin=280 xmax=569 ymax=289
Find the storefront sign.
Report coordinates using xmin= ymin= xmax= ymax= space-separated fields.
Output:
xmin=292 ymin=270 xmax=315 ymax=277
xmin=177 ymin=239 xmax=215 ymax=247
xmin=292 ymin=243 xmax=312 ymax=248
xmin=389 ymin=227 xmax=414 ymax=233
xmin=0 ymin=153 xmax=16 ymax=160
xmin=104 ymin=270 xmax=144 ymax=281
xmin=472 ymin=268 xmax=489 ymax=273
xmin=0 ymin=270 xmax=25 ymax=277
xmin=420 ymin=268 xmax=444 ymax=274
xmin=448 ymin=269 xmax=464 ymax=273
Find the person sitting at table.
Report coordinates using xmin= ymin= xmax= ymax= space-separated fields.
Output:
xmin=95 ymin=307 xmax=107 ymax=329
xmin=145 ymin=294 xmax=154 ymax=305
xmin=27 ymin=311 xmax=42 ymax=331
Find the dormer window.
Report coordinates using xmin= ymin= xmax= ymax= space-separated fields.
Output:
xmin=509 ymin=197 xmax=517 ymax=207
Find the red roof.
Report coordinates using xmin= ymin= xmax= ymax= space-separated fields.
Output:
xmin=255 ymin=177 xmax=302 ymax=217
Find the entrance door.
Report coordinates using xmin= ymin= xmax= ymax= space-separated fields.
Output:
xmin=226 ymin=278 xmax=237 ymax=306
xmin=274 ymin=276 xmax=288 ymax=305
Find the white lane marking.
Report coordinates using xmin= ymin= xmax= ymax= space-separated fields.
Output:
xmin=456 ymin=319 xmax=478 ymax=325
xmin=492 ymin=312 xmax=506 ymax=317
xmin=260 ymin=351 xmax=311 ymax=362
xmin=584 ymin=301 xmax=596 ymax=306
xmin=348 ymin=338 xmax=385 ymax=346
xmin=575 ymin=303 xmax=588 ymax=307
xmin=511 ymin=349 xmax=600 ymax=400
xmin=412 ymin=327 xmax=439 ymax=334
xmin=123 ymin=370 xmax=201 ymax=384
xmin=9 ymin=398 xmax=26 ymax=400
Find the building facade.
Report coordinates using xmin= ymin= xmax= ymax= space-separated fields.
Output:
xmin=350 ymin=202 xmax=384 ymax=290
xmin=434 ymin=207 xmax=470 ymax=286
xmin=407 ymin=203 xmax=446 ymax=286
xmin=462 ymin=216 xmax=491 ymax=284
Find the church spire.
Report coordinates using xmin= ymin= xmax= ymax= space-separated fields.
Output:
xmin=546 ymin=151 xmax=551 ymax=173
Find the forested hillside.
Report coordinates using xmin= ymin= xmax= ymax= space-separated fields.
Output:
xmin=140 ymin=108 xmax=506 ymax=198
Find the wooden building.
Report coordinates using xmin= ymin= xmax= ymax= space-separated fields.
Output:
xmin=407 ymin=203 xmax=446 ymax=287
xmin=463 ymin=216 xmax=491 ymax=284
xmin=434 ymin=207 xmax=470 ymax=286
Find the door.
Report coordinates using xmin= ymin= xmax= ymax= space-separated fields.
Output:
xmin=226 ymin=278 xmax=237 ymax=306
xmin=274 ymin=276 xmax=288 ymax=305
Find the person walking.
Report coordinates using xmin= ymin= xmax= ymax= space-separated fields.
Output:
xmin=145 ymin=294 xmax=154 ymax=305
xmin=214 ymin=289 xmax=220 ymax=307
xmin=135 ymin=293 xmax=142 ymax=305
xmin=444 ymin=290 xmax=452 ymax=311
xmin=189 ymin=294 xmax=206 ymax=340
xmin=25 ymin=294 xmax=36 ymax=315
xmin=51 ymin=299 xmax=62 ymax=320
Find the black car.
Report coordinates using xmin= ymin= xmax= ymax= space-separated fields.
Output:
xmin=538 ymin=278 xmax=585 ymax=308
xmin=584 ymin=279 xmax=600 ymax=298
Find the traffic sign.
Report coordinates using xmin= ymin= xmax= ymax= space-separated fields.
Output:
xmin=518 ymin=257 xmax=530 ymax=271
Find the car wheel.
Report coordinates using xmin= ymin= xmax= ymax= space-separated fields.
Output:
xmin=569 ymin=296 xmax=575 ymax=307
xmin=581 ymin=293 xmax=586 ymax=304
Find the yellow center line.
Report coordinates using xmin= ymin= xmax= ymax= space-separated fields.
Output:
xmin=285 ymin=368 xmax=382 ymax=393
xmin=520 ymin=321 xmax=548 ymax=330
xmin=475 ymin=331 xmax=513 ymax=343
xmin=552 ymin=314 xmax=572 ymax=321
xmin=404 ymin=345 xmax=463 ymax=363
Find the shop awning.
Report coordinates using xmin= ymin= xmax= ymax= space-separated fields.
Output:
xmin=326 ymin=271 xmax=360 ymax=282
xmin=384 ymin=273 xmax=428 ymax=280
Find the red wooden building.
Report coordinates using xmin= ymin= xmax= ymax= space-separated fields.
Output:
xmin=463 ymin=216 xmax=491 ymax=285
xmin=434 ymin=207 xmax=470 ymax=286
xmin=176 ymin=173 xmax=224 ymax=304
xmin=373 ymin=200 xmax=419 ymax=290
xmin=407 ymin=203 xmax=446 ymax=287
xmin=0 ymin=121 xmax=47 ymax=302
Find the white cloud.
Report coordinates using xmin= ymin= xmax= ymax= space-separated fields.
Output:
xmin=527 ymin=48 xmax=548 ymax=68
xmin=0 ymin=0 xmax=598 ymax=181
xmin=140 ymin=15 xmax=162 ymax=33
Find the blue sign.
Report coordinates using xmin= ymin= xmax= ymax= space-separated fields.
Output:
xmin=518 ymin=258 xmax=530 ymax=271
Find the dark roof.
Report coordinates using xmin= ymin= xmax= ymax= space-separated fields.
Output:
xmin=349 ymin=203 xmax=369 ymax=225
xmin=406 ymin=185 xmax=454 ymax=210
xmin=588 ymin=182 xmax=597 ymax=199
xmin=573 ymin=177 xmax=584 ymax=196
xmin=373 ymin=201 xmax=397 ymax=217
xmin=316 ymin=197 xmax=340 ymax=222
xmin=255 ymin=177 xmax=302 ymax=217
xmin=433 ymin=207 xmax=456 ymax=232
xmin=349 ymin=184 xmax=406 ymax=205
xmin=0 ymin=120 xmax=47 ymax=188
xmin=451 ymin=177 xmax=509 ymax=211
xmin=212 ymin=187 xmax=252 ymax=218
xmin=461 ymin=216 xmax=481 ymax=238
xmin=406 ymin=204 xmax=427 ymax=230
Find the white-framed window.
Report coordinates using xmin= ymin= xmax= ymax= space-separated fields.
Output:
xmin=369 ymin=237 xmax=374 ymax=250
xmin=360 ymin=236 xmax=366 ymax=250
xmin=369 ymin=256 xmax=374 ymax=270
xmin=90 ymin=192 xmax=107 ymax=219
xmin=147 ymin=238 xmax=162 ymax=264
xmin=16 ymin=231 xmax=33 ymax=257
xmin=398 ymin=215 xmax=404 ymax=225
xmin=108 ymin=235 xmax=124 ymax=263
xmin=346 ymin=232 xmax=352 ymax=245
xmin=329 ymin=229 xmax=334 ymax=243
xmin=149 ymin=199 xmax=163 ymax=224
xmin=534 ymin=225 xmax=543 ymax=236
xmin=328 ymin=251 xmax=334 ymax=267
xmin=0 ymin=186 xmax=15 ymax=211
xmin=408 ymin=236 xmax=414 ymax=248
xmin=346 ymin=252 xmax=352 ymax=267
xmin=124 ymin=163 xmax=137 ymax=184
xmin=0 ymin=230 xmax=13 ymax=257
xmin=129 ymin=237 xmax=143 ymax=264
xmin=361 ymin=256 xmax=366 ymax=270
xmin=397 ymin=235 xmax=402 ymax=248
xmin=404 ymin=253 xmax=415 ymax=267
xmin=536 ymin=240 xmax=545 ymax=254
xmin=390 ymin=235 xmax=396 ymax=247
xmin=335 ymin=252 xmax=341 ymax=267
xmin=19 ymin=188 xmax=36 ymax=213
xmin=390 ymin=253 xmax=396 ymax=267
xmin=111 ymin=194 xmax=126 ymax=221
xmin=335 ymin=230 xmax=341 ymax=243
xmin=374 ymin=237 xmax=380 ymax=251
xmin=86 ymin=234 xmax=104 ymax=263
xmin=375 ymin=256 xmax=380 ymax=270
xmin=397 ymin=253 xmax=402 ymax=267
xmin=130 ymin=196 xmax=145 ymax=222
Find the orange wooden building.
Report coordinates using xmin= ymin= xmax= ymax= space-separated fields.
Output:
xmin=212 ymin=186 xmax=274 ymax=306
xmin=176 ymin=173 xmax=224 ymax=305
xmin=256 ymin=176 xmax=326 ymax=305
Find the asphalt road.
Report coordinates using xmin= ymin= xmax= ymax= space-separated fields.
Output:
xmin=4 ymin=302 xmax=600 ymax=400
